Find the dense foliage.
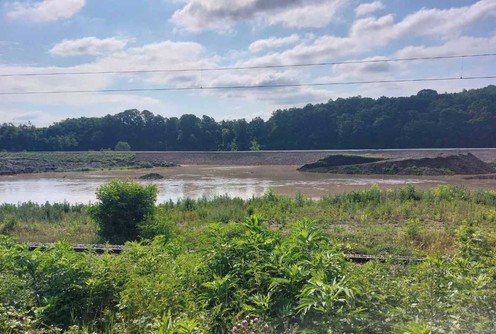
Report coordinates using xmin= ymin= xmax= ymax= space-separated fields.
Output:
xmin=1 ymin=86 xmax=495 ymax=151
xmin=91 ymin=179 xmax=158 ymax=244
xmin=1 ymin=185 xmax=496 ymax=332
xmin=0 ymin=217 xmax=495 ymax=333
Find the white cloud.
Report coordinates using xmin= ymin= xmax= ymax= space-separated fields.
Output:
xmin=0 ymin=40 xmax=210 ymax=111
xmin=355 ymin=1 xmax=384 ymax=17
xmin=50 ymin=37 xmax=130 ymax=56
xmin=92 ymin=41 xmax=214 ymax=87
xmin=5 ymin=0 xmax=85 ymax=22
xmin=266 ymin=1 xmax=345 ymax=28
xmin=0 ymin=109 xmax=51 ymax=125
xmin=2 ymin=1 xmax=496 ymax=123
xmin=393 ymin=0 xmax=496 ymax=38
xmin=234 ymin=0 xmax=496 ymax=68
xmin=249 ymin=34 xmax=300 ymax=53
xmin=331 ymin=56 xmax=400 ymax=79
xmin=395 ymin=36 xmax=496 ymax=58
xmin=170 ymin=0 xmax=346 ymax=32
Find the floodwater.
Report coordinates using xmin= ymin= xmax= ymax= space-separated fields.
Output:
xmin=1 ymin=165 xmax=495 ymax=204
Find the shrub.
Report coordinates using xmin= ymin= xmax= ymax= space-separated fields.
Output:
xmin=90 ymin=179 xmax=158 ymax=244
xmin=114 ymin=141 xmax=131 ymax=151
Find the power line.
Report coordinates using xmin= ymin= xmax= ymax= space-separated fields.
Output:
xmin=0 ymin=53 xmax=495 ymax=77
xmin=0 ymin=75 xmax=494 ymax=95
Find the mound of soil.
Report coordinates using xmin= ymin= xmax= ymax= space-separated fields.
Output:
xmin=138 ymin=173 xmax=164 ymax=180
xmin=298 ymin=154 xmax=387 ymax=172
xmin=299 ymin=153 xmax=495 ymax=176
xmin=464 ymin=173 xmax=496 ymax=180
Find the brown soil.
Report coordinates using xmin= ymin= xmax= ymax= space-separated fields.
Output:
xmin=0 ymin=158 xmax=133 ymax=175
xmin=0 ymin=158 xmax=175 ymax=176
xmin=133 ymin=149 xmax=496 ymax=166
xmin=1 ymin=149 xmax=495 ymax=175
xmin=464 ymin=173 xmax=496 ymax=180
xmin=299 ymin=153 xmax=495 ymax=176
xmin=298 ymin=154 xmax=388 ymax=172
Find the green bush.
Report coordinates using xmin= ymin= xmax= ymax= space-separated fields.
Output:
xmin=114 ymin=141 xmax=131 ymax=151
xmin=90 ymin=179 xmax=158 ymax=244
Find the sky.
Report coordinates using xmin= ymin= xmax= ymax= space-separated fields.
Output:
xmin=0 ymin=0 xmax=495 ymax=126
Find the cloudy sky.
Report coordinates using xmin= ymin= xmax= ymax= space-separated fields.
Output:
xmin=0 ymin=0 xmax=495 ymax=126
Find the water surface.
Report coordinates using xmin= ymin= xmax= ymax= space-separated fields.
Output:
xmin=1 ymin=165 xmax=495 ymax=204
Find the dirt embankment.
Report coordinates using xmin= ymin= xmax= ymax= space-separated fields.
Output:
xmin=298 ymin=153 xmax=496 ymax=176
xmin=133 ymin=149 xmax=496 ymax=166
xmin=0 ymin=158 xmax=175 ymax=176
xmin=464 ymin=174 xmax=496 ymax=180
xmin=1 ymin=149 xmax=496 ymax=175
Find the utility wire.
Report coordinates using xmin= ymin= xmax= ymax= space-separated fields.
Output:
xmin=0 ymin=53 xmax=495 ymax=77
xmin=0 ymin=75 xmax=494 ymax=95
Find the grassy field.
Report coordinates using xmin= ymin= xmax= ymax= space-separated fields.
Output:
xmin=2 ymin=185 xmax=496 ymax=256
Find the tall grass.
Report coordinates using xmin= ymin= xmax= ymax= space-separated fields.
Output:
xmin=2 ymin=184 xmax=496 ymax=255
xmin=0 ymin=202 xmax=97 ymax=243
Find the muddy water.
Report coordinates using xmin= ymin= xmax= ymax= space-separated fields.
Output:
xmin=1 ymin=165 xmax=496 ymax=204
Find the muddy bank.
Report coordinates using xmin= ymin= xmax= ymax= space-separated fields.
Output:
xmin=0 ymin=156 xmax=175 ymax=176
xmin=298 ymin=153 xmax=495 ymax=176
xmin=1 ymin=149 xmax=496 ymax=175
xmin=464 ymin=174 xmax=496 ymax=180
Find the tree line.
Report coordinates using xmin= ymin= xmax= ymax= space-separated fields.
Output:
xmin=1 ymin=85 xmax=495 ymax=151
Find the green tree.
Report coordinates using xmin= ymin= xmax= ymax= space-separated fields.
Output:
xmin=114 ymin=141 xmax=131 ymax=151
xmin=249 ymin=140 xmax=260 ymax=151
xmin=91 ymin=179 xmax=158 ymax=244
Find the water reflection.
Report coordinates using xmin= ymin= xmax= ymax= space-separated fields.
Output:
xmin=1 ymin=165 xmax=492 ymax=205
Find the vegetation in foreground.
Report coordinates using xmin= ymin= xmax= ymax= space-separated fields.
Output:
xmin=0 ymin=219 xmax=495 ymax=333
xmin=1 ymin=184 xmax=496 ymax=333
xmin=2 ymin=184 xmax=496 ymax=256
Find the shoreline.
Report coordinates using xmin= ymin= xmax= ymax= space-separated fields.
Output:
xmin=1 ymin=149 xmax=495 ymax=176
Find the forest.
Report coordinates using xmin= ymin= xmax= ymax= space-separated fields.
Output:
xmin=1 ymin=85 xmax=495 ymax=151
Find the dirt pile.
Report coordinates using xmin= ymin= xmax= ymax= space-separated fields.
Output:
xmin=298 ymin=154 xmax=387 ymax=172
xmin=138 ymin=173 xmax=164 ymax=180
xmin=298 ymin=153 xmax=495 ymax=176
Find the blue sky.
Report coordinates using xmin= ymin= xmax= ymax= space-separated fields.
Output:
xmin=0 ymin=0 xmax=495 ymax=125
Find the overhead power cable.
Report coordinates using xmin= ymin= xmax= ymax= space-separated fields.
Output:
xmin=0 ymin=53 xmax=495 ymax=77
xmin=0 ymin=75 xmax=494 ymax=95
